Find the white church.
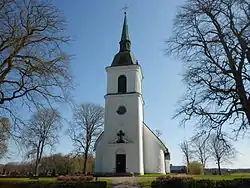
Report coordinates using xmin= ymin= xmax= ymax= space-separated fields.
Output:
xmin=94 ymin=13 xmax=170 ymax=175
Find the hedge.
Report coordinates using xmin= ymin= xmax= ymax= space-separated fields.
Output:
xmin=0 ymin=181 xmax=107 ymax=188
xmin=151 ymin=177 xmax=250 ymax=188
xmin=57 ymin=175 xmax=94 ymax=181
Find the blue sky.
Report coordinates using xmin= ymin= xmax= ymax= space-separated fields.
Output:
xmin=2 ymin=0 xmax=250 ymax=168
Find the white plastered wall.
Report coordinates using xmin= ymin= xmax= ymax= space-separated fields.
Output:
xmin=143 ymin=125 xmax=166 ymax=174
xmin=95 ymin=64 xmax=144 ymax=174
xmin=106 ymin=65 xmax=142 ymax=94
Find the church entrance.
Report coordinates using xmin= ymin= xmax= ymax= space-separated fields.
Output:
xmin=116 ymin=154 xmax=126 ymax=173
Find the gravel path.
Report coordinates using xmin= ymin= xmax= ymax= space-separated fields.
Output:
xmin=109 ymin=177 xmax=141 ymax=188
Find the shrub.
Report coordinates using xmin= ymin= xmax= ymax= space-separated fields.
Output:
xmin=187 ymin=161 xmax=204 ymax=175
xmin=152 ymin=177 xmax=194 ymax=188
xmin=84 ymin=176 xmax=94 ymax=181
xmin=0 ymin=181 xmax=106 ymax=188
xmin=156 ymin=176 xmax=193 ymax=181
xmin=56 ymin=175 xmax=94 ymax=182
xmin=156 ymin=175 xmax=171 ymax=181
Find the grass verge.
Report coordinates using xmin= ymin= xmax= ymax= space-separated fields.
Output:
xmin=0 ymin=177 xmax=56 ymax=181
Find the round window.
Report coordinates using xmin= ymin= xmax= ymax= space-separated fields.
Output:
xmin=116 ymin=106 xmax=127 ymax=115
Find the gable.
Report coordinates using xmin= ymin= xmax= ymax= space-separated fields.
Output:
xmin=143 ymin=122 xmax=169 ymax=153
xmin=94 ymin=123 xmax=169 ymax=154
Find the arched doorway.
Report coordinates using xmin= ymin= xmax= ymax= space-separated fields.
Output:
xmin=115 ymin=148 xmax=126 ymax=173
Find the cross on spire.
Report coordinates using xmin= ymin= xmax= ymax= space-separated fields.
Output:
xmin=121 ymin=4 xmax=129 ymax=14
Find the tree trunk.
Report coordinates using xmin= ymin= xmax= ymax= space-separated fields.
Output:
xmin=34 ymin=159 xmax=39 ymax=176
xmin=217 ymin=160 xmax=221 ymax=175
xmin=34 ymin=144 xmax=41 ymax=176
xmin=234 ymin=74 xmax=250 ymax=124
xmin=201 ymin=161 xmax=205 ymax=174
xmin=83 ymin=153 xmax=88 ymax=174
xmin=186 ymin=156 xmax=190 ymax=174
xmin=34 ymin=141 xmax=44 ymax=176
xmin=83 ymin=146 xmax=89 ymax=174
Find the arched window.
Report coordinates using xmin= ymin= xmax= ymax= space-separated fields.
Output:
xmin=118 ymin=75 xmax=127 ymax=93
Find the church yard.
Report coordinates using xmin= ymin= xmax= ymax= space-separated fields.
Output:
xmin=1 ymin=0 xmax=250 ymax=188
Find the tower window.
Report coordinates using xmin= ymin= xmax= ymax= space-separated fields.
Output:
xmin=118 ymin=75 xmax=127 ymax=93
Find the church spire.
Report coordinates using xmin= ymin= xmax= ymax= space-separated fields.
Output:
xmin=121 ymin=12 xmax=130 ymax=41
xmin=111 ymin=12 xmax=137 ymax=67
xmin=119 ymin=12 xmax=131 ymax=52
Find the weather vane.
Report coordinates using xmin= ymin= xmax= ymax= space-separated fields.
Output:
xmin=121 ymin=4 xmax=129 ymax=14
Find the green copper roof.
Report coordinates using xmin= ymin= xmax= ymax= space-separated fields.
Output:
xmin=111 ymin=51 xmax=137 ymax=66
xmin=121 ymin=13 xmax=130 ymax=41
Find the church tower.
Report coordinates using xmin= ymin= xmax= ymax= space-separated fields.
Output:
xmin=94 ymin=12 xmax=170 ymax=175
xmin=103 ymin=13 xmax=144 ymax=174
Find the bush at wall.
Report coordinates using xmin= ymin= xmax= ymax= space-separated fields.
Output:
xmin=187 ymin=161 xmax=204 ymax=175
xmin=151 ymin=177 xmax=250 ymax=188
xmin=152 ymin=177 xmax=194 ymax=188
xmin=0 ymin=181 xmax=107 ymax=188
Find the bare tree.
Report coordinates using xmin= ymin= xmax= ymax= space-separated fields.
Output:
xmin=0 ymin=153 xmax=95 ymax=176
xmin=69 ymin=103 xmax=104 ymax=174
xmin=180 ymin=140 xmax=193 ymax=172
xmin=208 ymin=134 xmax=236 ymax=175
xmin=191 ymin=136 xmax=210 ymax=169
xmin=0 ymin=0 xmax=72 ymax=132
xmin=167 ymin=0 xmax=250 ymax=138
xmin=0 ymin=118 xmax=10 ymax=158
xmin=21 ymin=108 xmax=61 ymax=176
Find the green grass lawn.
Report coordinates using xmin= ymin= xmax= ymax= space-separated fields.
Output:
xmin=98 ymin=178 xmax=112 ymax=186
xmin=139 ymin=174 xmax=166 ymax=177
xmin=189 ymin=173 xmax=250 ymax=180
xmin=0 ymin=177 xmax=112 ymax=188
xmin=0 ymin=177 xmax=111 ymax=184
xmin=138 ymin=177 xmax=157 ymax=188
xmin=0 ymin=177 xmax=56 ymax=182
xmin=1 ymin=173 xmax=250 ymax=188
